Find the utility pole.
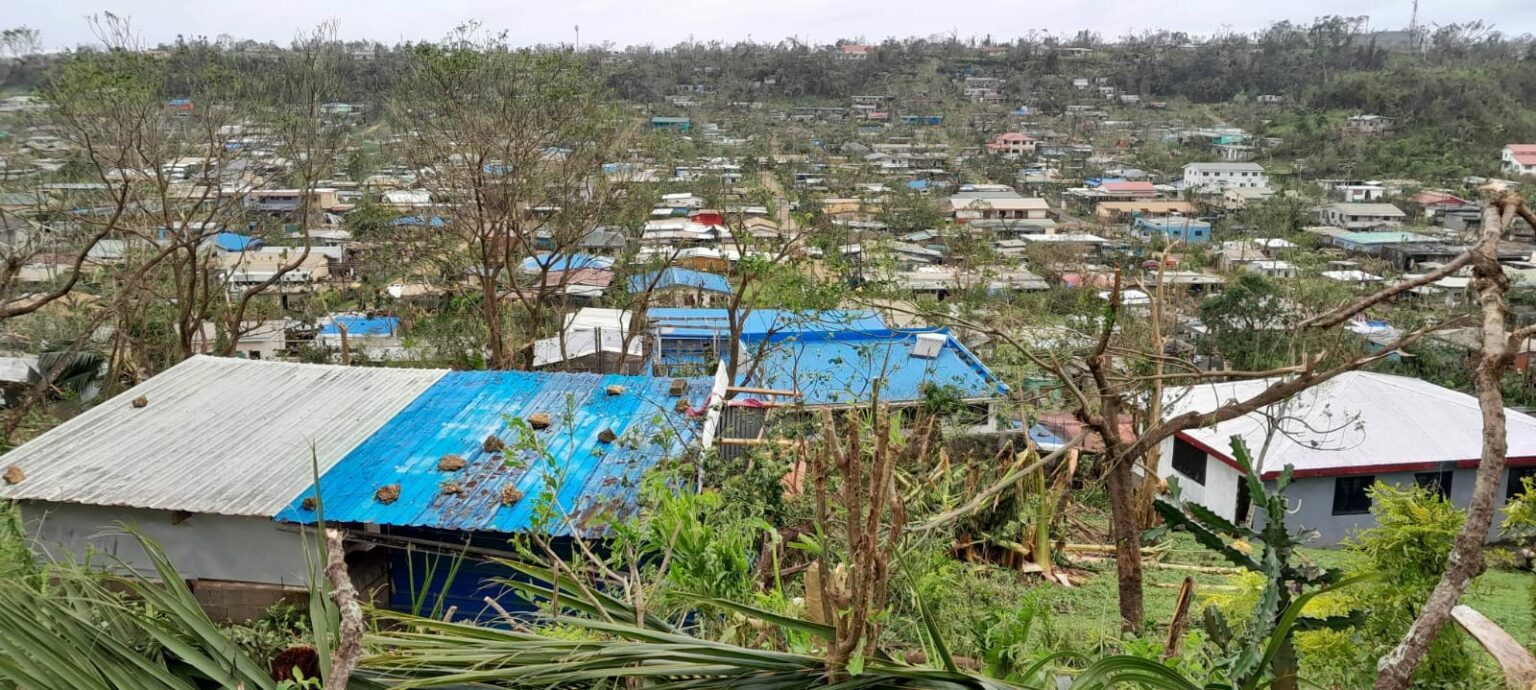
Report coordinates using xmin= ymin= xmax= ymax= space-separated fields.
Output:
xmin=1408 ymin=0 xmax=1424 ymax=52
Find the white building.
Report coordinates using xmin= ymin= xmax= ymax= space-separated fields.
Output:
xmin=1181 ymin=162 xmax=1267 ymax=190
xmin=1503 ymin=145 xmax=1536 ymax=177
xmin=1319 ymin=202 xmax=1407 ymax=230
xmin=1157 ymin=372 xmax=1536 ymax=546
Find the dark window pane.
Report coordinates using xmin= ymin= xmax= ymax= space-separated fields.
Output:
xmin=1332 ymin=475 xmax=1375 ymax=515
xmin=1508 ymin=467 xmax=1536 ymax=501
xmin=1171 ymin=438 xmax=1207 ymax=486
xmin=1414 ymin=471 xmax=1453 ymax=499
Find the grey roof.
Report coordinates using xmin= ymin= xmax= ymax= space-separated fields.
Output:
xmin=1329 ymin=202 xmax=1406 ymax=217
xmin=0 ymin=356 xmax=447 ymax=517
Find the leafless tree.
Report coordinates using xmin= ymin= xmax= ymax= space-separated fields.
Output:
xmin=1374 ymin=191 xmax=1535 ymax=689
xmin=394 ymin=26 xmax=638 ymax=369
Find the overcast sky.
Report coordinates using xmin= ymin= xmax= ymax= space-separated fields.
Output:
xmin=13 ymin=1 xmax=1536 ymax=51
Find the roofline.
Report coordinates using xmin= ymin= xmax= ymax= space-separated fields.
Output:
xmin=1173 ymin=431 xmax=1536 ymax=480
xmin=782 ymin=395 xmax=1005 ymax=411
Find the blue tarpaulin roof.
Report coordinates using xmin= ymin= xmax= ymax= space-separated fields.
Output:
xmin=390 ymin=215 xmax=446 ymax=227
xmin=628 ymin=267 xmax=732 ymax=295
xmin=738 ymin=328 xmax=1005 ymax=406
xmin=213 ymin=232 xmax=262 ymax=252
xmin=647 ymin=308 xmax=888 ymax=339
xmin=321 ymin=315 xmax=399 ymax=337
xmin=277 ymin=370 xmax=712 ymax=534
xmin=520 ymin=254 xmax=616 ymax=273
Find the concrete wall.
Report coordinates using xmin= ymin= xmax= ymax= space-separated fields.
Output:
xmin=20 ymin=501 xmax=314 ymax=587
xmin=1265 ymin=467 xmax=1513 ymax=547
xmin=1155 ymin=436 xmax=1245 ymax=521
xmin=1156 ymin=449 xmax=1527 ymax=547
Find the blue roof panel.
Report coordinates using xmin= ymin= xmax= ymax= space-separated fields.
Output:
xmin=320 ymin=315 xmax=399 ymax=337
xmin=213 ymin=232 xmax=262 ymax=252
xmin=647 ymin=308 xmax=888 ymax=339
xmin=520 ymin=253 xmax=617 ymax=272
xmin=739 ymin=329 xmax=1005 ymax=406
xmin=278 ymin=370 xmax=712 ymax=535
xmin=628 ymin=267 xmax=733 ymax=295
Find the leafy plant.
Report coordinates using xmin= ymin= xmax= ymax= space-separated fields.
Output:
xmin=1153 ymin=435 xmax=1361 ymax=690
xmin=0 ymin=527 xmax=339 ymax=690
xmin=29 ymin=350 xmax=104 ymax=400
xmin=1345 ymin=482 xmax=1482 ymax=687
xmin=364 ymin=582 xmax=1032 ymax=690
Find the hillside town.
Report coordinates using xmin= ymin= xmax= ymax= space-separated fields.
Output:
xmin=5 ymin=13 xmax=1536 ymax=690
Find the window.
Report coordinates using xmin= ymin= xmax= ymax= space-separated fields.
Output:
xmin=1332 ymin=475 xmax=1375 ymax=515
xmin=1507 ymin=466 xmax=1536 ymax=501
xmin=1414 ymin=471 xmax=1453 ymax=499
xmin=1170 ymin=438 xmax=1206 ymax=485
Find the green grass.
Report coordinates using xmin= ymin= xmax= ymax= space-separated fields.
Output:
xmin=1044 ymin=531 xmax=1536 ymax=678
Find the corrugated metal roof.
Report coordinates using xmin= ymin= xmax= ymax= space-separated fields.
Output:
xmin=277 ymin=370 xmax=713 ymax=535
xmin=0 ymin=356 xmax=447 ymax=516
xmin=1168 ymin=372 xmax=1536 ymax=477
xmin=628 ymin=267 xmax=733 ymax=295
xmin=647 ymin=308 xmax=888 ymax=339
xmin=739 ymin=329 xmax=1006 ymax=406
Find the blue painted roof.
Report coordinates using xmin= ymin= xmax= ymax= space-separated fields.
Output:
xmin=321 ymin=315 xmax=399 ymax=337
xmin=738 ymin=328 xmax=1006 ymax=406
xmin=519 ymin=253 xmax=617 ymax=272
xmin=628 ymin=267 xmax=732 ymax=295
xmin=1135 ymin=217 xmax=1212 ymax=232
xmin=213 ymin=232 xmax=262 ymax=252
xmin=277 ymin=370 xmax=712 ymax=534
xmin=647 ymin=308 xmax=888 ymax=339
xmin=390 ymin=215 xmax=446 ymax=227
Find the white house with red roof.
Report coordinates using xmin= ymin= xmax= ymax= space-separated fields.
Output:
xmin=1156 ymin=372 xmax=1536 ymax=545
xmin=1503 ymin=145 xmax=1536 ymax=177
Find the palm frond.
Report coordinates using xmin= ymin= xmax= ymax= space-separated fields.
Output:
xmin=364 ymin=605 xmax=1036 ymax=690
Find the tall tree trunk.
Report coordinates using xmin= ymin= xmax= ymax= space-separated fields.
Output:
xmin=481 ymin=275 xmax=507 ymax=369
xmin=1105 ymin=454 xmax=1144 ymax=631
xmin=1375 ymin=197 xmax=1516 ymax=689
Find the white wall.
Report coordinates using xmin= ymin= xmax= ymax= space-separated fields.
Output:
xmin=1155 ymin=437 xmax=1245 ymax=522
xmin=20 ymin=501 xmax=315 ymax=586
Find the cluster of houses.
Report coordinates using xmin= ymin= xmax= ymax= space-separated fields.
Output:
xmin=13 ymin=44 xmax=1536 ymax=627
